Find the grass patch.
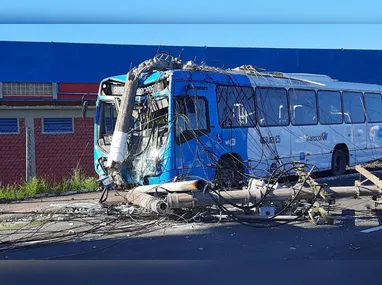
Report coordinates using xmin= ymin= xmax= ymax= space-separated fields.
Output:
xmin=0 ymin=167 xmax=99 ymax=202
xmin=0 ymin=220 xmax=44 ymax=230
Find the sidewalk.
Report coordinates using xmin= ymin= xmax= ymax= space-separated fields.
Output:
xmin=0 ymin=191 xmax=125 ymax=215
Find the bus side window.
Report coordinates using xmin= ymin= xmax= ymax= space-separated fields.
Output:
xmin=256 ymin=87 xmax=289 ymax=127
xmin=317 ymin=90 xmax=342 ymax=125
xmin=293 ymin=105 xmax=304 ymax=124
xmin=278 ymin=105 xmax=286 ymax=124
xmin=233 ymin=103 xmax=250 ymax=126
xmin=185 ymin=96 xmax=196 ymax=113
xmin=288 ymin=89 xmax=317 ymax=126
xmin=365 ymin=93 xmax=382 ymax=123
xmin=343 ymin=91 xmax=365 ymax=124
xmin=216 ymin=85 xmax=256 ymax=128
xmin=175 ymin=96 xmax=208 ymax=138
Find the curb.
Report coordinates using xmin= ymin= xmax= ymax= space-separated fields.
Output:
xmin=0 ymin=188 xmax=102 ymax=204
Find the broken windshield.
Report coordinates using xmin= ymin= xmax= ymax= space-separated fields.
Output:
xmin=128 ymin=96 xmax=169 ymax=157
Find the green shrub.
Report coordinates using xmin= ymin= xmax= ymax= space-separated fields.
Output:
xmin=0 ymin=167 xmax=98 ymax=201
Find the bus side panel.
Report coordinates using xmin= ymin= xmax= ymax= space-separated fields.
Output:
xmin=364 ymin=93 xmax=382 ymax=162
xmin=366 ymin=122 xmax=382 ymax=161
xmin=250 ymin=126 xmax=291 ymax=176
xmin=350 ymin=123 xmax=368 ymax=164
xmin=310 ymin=124 xmax=343 ymax=171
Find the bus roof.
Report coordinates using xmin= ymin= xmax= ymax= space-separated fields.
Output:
xmin=108 ymin=72 xmax=164 ymax=86
xmin=107 ymin=67 xmax=382 ymax=93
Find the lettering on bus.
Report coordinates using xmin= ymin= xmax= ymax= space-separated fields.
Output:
xmin=260 ymin=135 xmax=281 ymax=144
xmin=136 ymin=81 xmax=166 ymax=96
xmin=304 ymin=132 xmax=328 ymax=142
xmin=109 ymin=81 xmax=166 ymax=96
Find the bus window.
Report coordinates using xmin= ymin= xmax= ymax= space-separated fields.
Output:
xmin=343 ymin=92 xmax=365 ymax=124
xmin=365 ymin=93 xmax=382 ymax=123
xmin=318 ymin=90 xmax=342 ymax=125
xmin=288 ymin=89 xmax=317 ymax=126
xmin=256 ymin=87 xmax=289 ymax=127
xmin=216 ymin=85 xmax=255 ymax=128
xmin=175 ymin=96 xmax=209 ymax=144
xmin=104 ymin=103 xmax=117 ymax=134
xmin=97 ymin=101 xmax=118 ymax=152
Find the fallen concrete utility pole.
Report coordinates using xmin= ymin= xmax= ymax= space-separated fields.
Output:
xmin=122 ymin=164 xmax=382 ymax=216
xmin=165 ymin=185 xmax=382 ymax=209
xmin=133 ymin=180 xmax=205 ymax=194
xmin=125 ymin=190 xmax=168 ymax=215
xmin=355 ymin=165 xmax=382 ymax=189
xmin=106 ymin=54 xmax=182 ymax=186
xmin=105 ymin=63 xmax=147 ymax=187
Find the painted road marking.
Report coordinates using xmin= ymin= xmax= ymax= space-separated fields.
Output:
xmin=360 ymin=225 xmax=382 ymax=233
xmin=355 ymin=218 xmax=379 ymax=228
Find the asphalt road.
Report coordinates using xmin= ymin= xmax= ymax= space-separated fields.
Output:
xmin=1 ymin=212 xmax=382 ymax=260
xmin=1 ymin=170 xmax=382 ymax=260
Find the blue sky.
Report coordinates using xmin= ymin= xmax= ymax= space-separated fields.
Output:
xmin=1 ymin=1 xmax=382 ymax=49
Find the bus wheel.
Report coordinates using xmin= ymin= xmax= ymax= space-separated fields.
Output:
xmin=331 ymin=150 xmax=347 ymax=176
xmin=215 ymin=155 xmax=243 ymax=189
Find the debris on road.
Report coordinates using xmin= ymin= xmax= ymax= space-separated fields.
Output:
xmin=0 ymin=162 xmax=381 ymax=257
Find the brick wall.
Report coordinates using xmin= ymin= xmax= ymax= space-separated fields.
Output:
xmin=34 ymin=118 xmax=94 ymax=183
xmin=0 ymin=119 xmax=26 ymax=186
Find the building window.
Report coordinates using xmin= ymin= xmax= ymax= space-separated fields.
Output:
xmin=288 ymin=89 xmax=317 ymax=126
xmin=365 ymin=93 xmax=382 ymax=123
xmin=0 ymin=118 xmax=19 ymax=134
xmin=216 ymin=85 xmax=256 ymax=127
xmin=2 ymin=83 xmax=53 ymax=97
xmin=256 ymin=87 xmax=289 ymax=127
xmin=342 ymin=92 xmax=365 ymax=124
xmin=42 ymin=118 xmax=74 ymax=134
xmin=318 ymin=90 xmax=343 ymax=125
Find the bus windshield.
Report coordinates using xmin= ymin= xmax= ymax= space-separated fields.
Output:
xmin=128 ymin=96 xmax=169 ymax=157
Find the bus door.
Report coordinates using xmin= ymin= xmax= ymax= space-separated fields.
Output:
xmin=173 ymin=82 xmax=216 ymax=181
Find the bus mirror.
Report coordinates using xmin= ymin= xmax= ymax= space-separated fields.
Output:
xmin=82 ymin=101 xmax=88 ymax=118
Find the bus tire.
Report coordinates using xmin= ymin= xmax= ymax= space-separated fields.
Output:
xmin=331 ymin=149 xmax=347 ymax=176
xmin=215 ymin=155 xmax=243 ymax=188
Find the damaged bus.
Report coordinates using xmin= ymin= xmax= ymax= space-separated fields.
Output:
xmin=86 ymin=53 xmax=382 ymax=187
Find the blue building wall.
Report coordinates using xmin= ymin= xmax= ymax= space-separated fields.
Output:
xmin=1 ymin=41 xmax=382 ymax=85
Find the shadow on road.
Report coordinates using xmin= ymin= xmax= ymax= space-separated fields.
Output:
xmin=1 ymin=217 xmax=382 ymax=260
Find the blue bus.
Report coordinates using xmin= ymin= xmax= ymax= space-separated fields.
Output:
xmin=91 ymin=63 xmax=382 ymax=187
